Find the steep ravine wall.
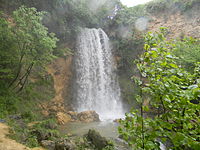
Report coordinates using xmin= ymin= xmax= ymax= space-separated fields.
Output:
xmin=40 ymin=56 xmax=73 ymax=124
xmin=148 ymin=4 xmax=200 ymax=38
xmin=46 ymin=4 xmax=200 ymax=122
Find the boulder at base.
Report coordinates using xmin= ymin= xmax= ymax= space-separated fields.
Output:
xmin=86 ymin=129 xmax=112 ymax=150
xmin=41 ymin=140 xmax=55 ymax=150
xmin=56 ymin=112 xmax=71 ymax=125
xmin=67 ymin=111 xmax=78 ymax=121
xmin=55 ymin=139 xmax=76 ymax=150
xmin=77 ymin=111 xmax=100 ymax=122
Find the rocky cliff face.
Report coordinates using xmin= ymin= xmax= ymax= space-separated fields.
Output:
xmin=148 ymin=4 xmax=200 ymax=38
xmin=41 ymin=2 xmax=200 ymax=120
xmin=40 ymin=56 xmax=73 ymax=123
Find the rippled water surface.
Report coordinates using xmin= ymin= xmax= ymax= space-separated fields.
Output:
xmin=60 ymin=121 xmax=119 ymax=138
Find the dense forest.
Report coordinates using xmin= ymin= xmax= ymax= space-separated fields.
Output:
xmin=0 ymin=0 xmax=199 ymax=150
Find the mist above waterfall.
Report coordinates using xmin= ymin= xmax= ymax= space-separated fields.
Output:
xmin=73 ymin=28 xmax=124 ymax=120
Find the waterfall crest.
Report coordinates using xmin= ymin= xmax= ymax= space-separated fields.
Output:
xmin=74 ymin=28 xmax=124 ymax=120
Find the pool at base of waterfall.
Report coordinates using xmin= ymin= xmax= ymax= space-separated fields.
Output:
xmin=59 ymin=121 xmax=119 ymax=138
xmin=59 ymin=121 xmax=131 ymax=150
xmin=59 ymin=121 xmax=166 ymax=150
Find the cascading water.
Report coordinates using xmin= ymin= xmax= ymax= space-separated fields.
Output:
xmin=74 ymin=28 xmax=124 ymax=120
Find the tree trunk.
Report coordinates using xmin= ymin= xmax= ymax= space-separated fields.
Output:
xmin=17 ymin=63 xmax=33 ymax=92
xmin=9 ymin=53 xmax=25 ymax=87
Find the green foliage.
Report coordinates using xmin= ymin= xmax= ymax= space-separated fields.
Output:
xmin=119 ymin=29 xmax=200 ymax=149
xmin=0 ymin=6 xmax=58 ymax=93
xmin=0 ymin=67 xmax=55 ymax=120
xmin=111 ymin=4 xmax=146 ymax=29
xmin=90 ymin=0 xmax=121 ymax=27
xmin=17 ymin=75 xmax=55 ymax=121
xmin=26 ymin=136 xmax=40 ymax=148
xmin=102 ymin=140 xmax=115 ymax=150
xmin=0 ymin=87 xmax=20 ymax=118
xmin=0 ymin=82 xmax=52 ymax=120
xmin=116 ymin=32 xmax=144 ymax=72
xmin=119 ymin=110 xmax=161 ymax=150
xmin=0 ymin=5 xmax=58 ymax=121
xmin=61 ymin=0 xmax=121 ymax=39
xmin=53 ymin=46 xmax=73 ymax=58
xmin=75 ymin=137 xmax=96 ymax=150
xmin=12 ymin=5 xmax=58 ymax=67
xmin=20 ymin=74 xmax=55 ymax=101
xmin=21 ymin=111 xmax=36 ymax=122
xmin=31 ymin=119 xmax=60 ymax=140
xmin=8 ymin=118 xmax=60 ymax=148
xmin=0 ymin=13 xmax=17 ymax=81
xmin=0 ymin=0 xmax=121 ymax=42
xmin=8 ymin=119 xmax=31 ymax=145
xmin=56 ymin=0 xmax=97 ymax=40
xmin=111 ymin=31 xmax=144 ymax=106
xmin=106 ymin=2 xmax=147 ymax=107
xmin=146 ymin=0 xmax=200 ymax=13
xmin=119 ymin=76 xmax=137 ymax=106
xmin=108 ymin=0 xmax=199 ymax=73
xmin=173 ymin=37 xmax=200 ymax=72
xmin=109 ymin=0 xmax=199 ymax=38
xmin=75 ymin=137 xmax=115 ymax=150
xmin=108 ymin=0 xmax=199 ymax=108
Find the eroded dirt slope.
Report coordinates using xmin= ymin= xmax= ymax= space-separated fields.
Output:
xmin=148 ymin=5 xmax=200 ymax=38
xmin=0 ymin=123 xmax=45 ymax=150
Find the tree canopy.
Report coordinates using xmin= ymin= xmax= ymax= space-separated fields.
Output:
xmin=0 ymin=6 xmax=58 ymax=91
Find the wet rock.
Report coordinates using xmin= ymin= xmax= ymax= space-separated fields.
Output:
xmin=55 ymin=139 xmax=76 ymax=150
xmin=31 ymin=127 xmax=59 ymax=143
xmin=113 ymin=119 xmax=122 ymax=123
xmin=114 ymin=138 xmax=130 ymax=150
xmin=86 ymin=129 xmax=111 ymax=150
xmin=9 ymin=115 xmax=26 ymax=128
xmin=49 ymin=106 xmax=59 ymax=115
xmin=44 ymin=121 xmax=58 ymax=129
xmin=77 ymin=111 xmax=100 ymax=123
xmin=9 ymin=114 xmax=22 ymax=120
xmin=31 ymin=129 xmax=49 ymax=142
xmin=54 ymin=71 xmax=60 ymax=75
xmin=41 ymin=140 xmax=55 ymax=150
xmin=67 ymin=111 xmax=78 ymax=121
xmin=56 ymin=112 xmax=71 ymax=125
xmin=41 ymin=110 xmax=49 ymax=117
xmin=0 ymin=119 xmax=6 ymax=123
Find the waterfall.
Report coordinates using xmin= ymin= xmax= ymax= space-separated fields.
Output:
xmin=74 ymin=28 xmax=124 ymax=120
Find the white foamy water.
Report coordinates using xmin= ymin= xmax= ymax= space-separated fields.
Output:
xmin=74 ymin=28 xmax=124 ymax=120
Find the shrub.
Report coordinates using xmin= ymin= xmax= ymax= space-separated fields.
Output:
xmin=119 ymin=28 xmax=200 ymax=149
